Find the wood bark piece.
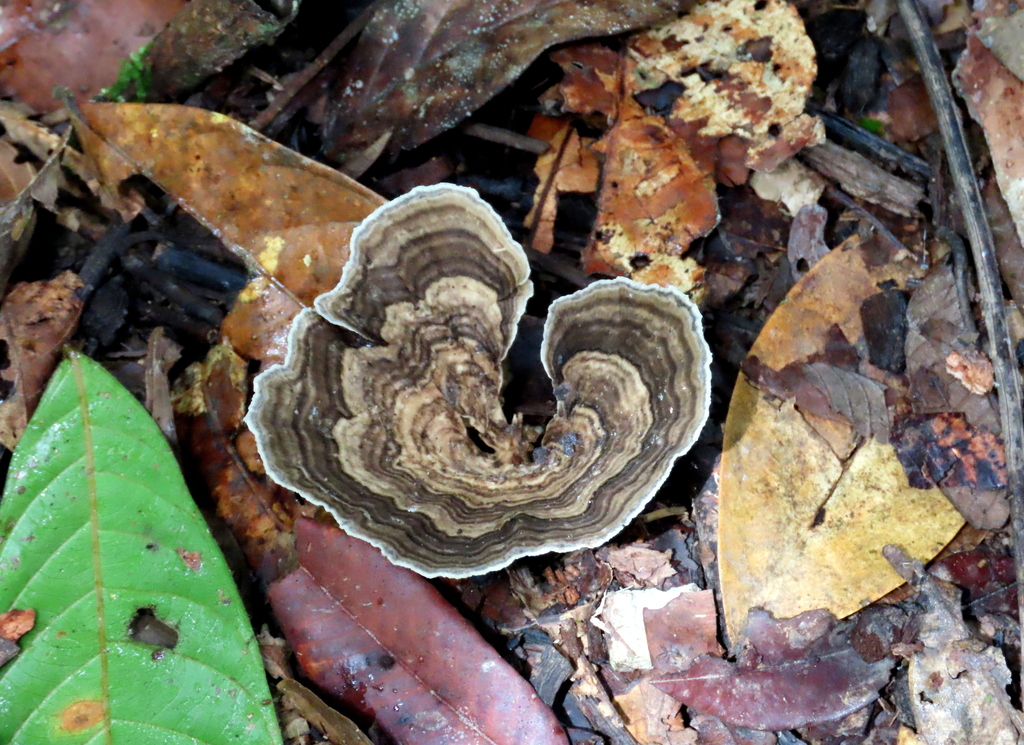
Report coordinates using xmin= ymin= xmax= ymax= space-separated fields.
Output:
xmin=247 ymin=184 xmax=712 ymax=577
xmin=268 ymin=518 xmax=570 ymax=745
xmin=800 ymin=141 xmax=926 ymax=217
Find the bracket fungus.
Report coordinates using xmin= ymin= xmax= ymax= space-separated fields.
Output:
xmin=246 ymin=184 xmax=711 ymax=576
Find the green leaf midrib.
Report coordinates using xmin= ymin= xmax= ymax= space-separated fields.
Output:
xmin=74 ymin=354 xmax=115 ymax=745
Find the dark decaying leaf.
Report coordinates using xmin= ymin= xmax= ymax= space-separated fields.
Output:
xmin=742 ymin=327 xmax=889 ymax=443
xmin=322 ymin=0 xmax=688 ymax=161
xmin=654 ymin=609 xmax=892 ymax=730
xmin=147 ymin=0 xmax=298 ymax=100
xmin=929 ymin=547 xmax=1017 ymax=617
xmin=904 ymin=262 xmax=1000 ymax=433
xmin=0 ymin=271 xmax=84 ymax=450
xmin=890 ymin=412 xmax=1008 ymax=529
xmin=269 ymin=518 xmax=570 ymax=745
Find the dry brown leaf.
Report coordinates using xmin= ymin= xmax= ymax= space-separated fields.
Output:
xmin=0 ymin=0 xmax=184 ymax=113
xmin=600 ymin=544 xmax=676 ymax=588
xmin=543 ymin=44 xmax=621 ymax=123
xmin=0 ymin=609 xmax=35 ymax=642
xmin=719 ymin=237 xmax=963 ymax=640
xmin=629 ymin=0 xmax=822 ymax=173
xmin=74 ymin=103 xmax=384 ymax=363
xmin=585 ymin=89 xmax=718 ymax=283
xmin=525 ymin=116 xmax=600 ymax=254
xmin=616 ymin=679 xmax=696 ymax=745
xmin=0 ymin=271 xmax=84 ymax=449
xmin=0 ymin=141 xmax=34 ymax=203
xmin=787 ymin=204 xmax=829 ymax=275
xmin=322 ymin=0 xmax=686 ymax=163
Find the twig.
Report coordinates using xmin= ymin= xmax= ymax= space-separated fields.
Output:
xmin=460 ymin=123 xmax=550 ymax=155
xmin=897 ymin=0 xmax=1024 ymax=696
xmin=252 ymin=0 xmax=384 ymax=136
xmin=807 ymin=104 xmax=932 ymax=181
xmin=822 ymin=184 xmax=909 ymax=253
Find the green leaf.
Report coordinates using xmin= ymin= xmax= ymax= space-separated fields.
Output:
xmin=857 ymin=117 xmax=885 ymax=136
xmin=0 ymin=353 xmax=281 ymax=744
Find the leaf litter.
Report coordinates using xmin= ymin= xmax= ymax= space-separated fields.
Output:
xmin=3 ymin=0 xmax=1024 ymax=741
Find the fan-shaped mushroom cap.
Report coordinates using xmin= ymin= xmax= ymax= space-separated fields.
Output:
xmin=246 ymin=184 xmax=711 ymax=576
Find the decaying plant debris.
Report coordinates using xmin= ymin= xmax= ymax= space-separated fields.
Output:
xmin=1 ymin=0 xmax=1024 ymax=742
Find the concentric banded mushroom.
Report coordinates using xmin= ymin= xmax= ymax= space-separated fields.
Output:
xmin=246 ymin=184 xmax=711 ymax=576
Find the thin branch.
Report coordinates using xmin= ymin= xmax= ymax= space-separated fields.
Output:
xmin=251 ymin=0 xmax=384 ymax=136
xmin=897 ymin=0 xmax=1024 ymax=690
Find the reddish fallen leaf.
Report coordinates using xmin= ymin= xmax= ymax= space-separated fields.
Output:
xmin=0 ymin=609 xmax=35 ymax=642
xmin=655 ymin=609 xmax=893 ymax=730
xmin=321 ymin=0 xmax=685 ymax=162
xmin=543 ymin=44 xmax=621 ymax=123
xmin=886 ymin=77 xmax=938 ymax=142
xmin=0 ymin=0 xmax=184 ymax=112
xmin=930 ymin=547 xmax=1017 ymax=617
xmin=690 ymin=714 xmax=776 ymax=745
xmin=173 ymin=345 xmax=298 ymax=583
xmin=0 ymin=271 xmax=84 ymax=449
xmin=643 ymin=589 xmax=722 ymax=672
xmin=269 ymin=518 xmax=570 ymax=745
xmin=955 ymin=33 xmax=1024 ymax=246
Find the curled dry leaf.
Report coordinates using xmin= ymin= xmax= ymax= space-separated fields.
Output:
xmin=719 ymin=236 xmax=963 ymax=639
xmin=74 ymin=103 xmax=385 ymax=363
xmin=655 ymin=609 xmax=893 ymax=731
xmin=321 ymin=0 xmax=687 ymax=162
xmin=0 ymin=609 xmax=35 ymax=642
xmin=247 ymin=184 xmax=712 ymax=577
xmin=0 ymin=271 xmax=84 ymax=449
xmin=269 ymin=518 xmax=570 ymax=745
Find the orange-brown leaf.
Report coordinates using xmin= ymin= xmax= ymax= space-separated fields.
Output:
xmin=75 ymin=103 xmax=385 ymax=363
